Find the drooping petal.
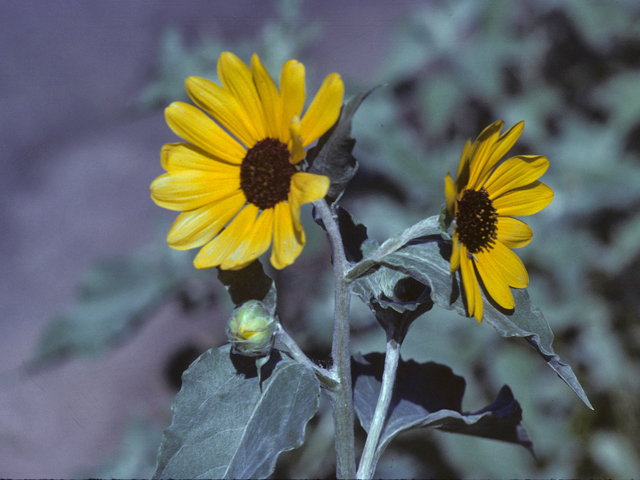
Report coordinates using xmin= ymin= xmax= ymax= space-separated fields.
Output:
xmin=217 ymin=52 xmax=268 ymax=141
xmin=450 ymin=231 xmax=460 ymax=274
xmin=193 ymin=204 xmax=257 ymax=269
xmin=270 ymin=201 xmax=304 ymax=269
xmin=220 ymin=207 xmax=275 ymax=270
xmin=185 ymin=76 xmax=260 ymax=148
xmin=485 ymin=155 xmax=549 ymax=199
xmin=288 ymin=195 xmax=306 ymax=247
xmin=166 ymin=192 xmax=247 ymax=250
xmin=161 ymin=143 xmax=240 ymax=173
xmin=150 ymin=170 xmax=240 ymax=211
xmin=250 ymin=54 xmax=282 ymax=139
xmin=289 ymin=115 xmax=306 ymax=164
xmin=444 ymin=172 xmax=457 ymax=216
xmin=165 ymin=102 xmax=246 ymax=164
xmin=289 ymin=172 xmax=330 ymax=218
xmin=487 ymin=240 xmax=529 ymax=288
xmin=300 ymin=73 xmax=344 ymax=146
xmin=467 ymin=121 xmax=504 ymax=189
xmin=289 ymin=172 xmax=329 ymax=243
xmin=279 ymin=59 xmax=305 ymax=144
xmin=475 ymin=249 xmax=515 ymax=310
xmin=492 ymin=181 xmax=554 ymax=217
xmin=496 ymin=217 xmax=533 ymax=249
xmin=477 ymin=121 xmax=524 ymax=186
xmin=460 ymin=247 xmax=483 ymax=322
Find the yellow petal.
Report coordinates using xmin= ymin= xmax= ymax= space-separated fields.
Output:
xmin=485 ymin=155 xmax=549 ymax=199
xmin=251 ymin=54 xmax=282 ymax=139
xmin=488 ymin=240 xmax=529 ymax=288
xmin=496 ymin=217 xmax=532 ymax=249
xmin=475 ymin=249 xmax=515 ymax=310
xmin=455 ymin=139 xmax=472 ymax=191
xmin=300 ymin=73 xmax=344 ymax=147
xmin=444 ymin=172 xmax=457 ymax=216
xmin=270 ymin=201 xmax=303 ymax=269
xmin=166 ymin=192 xmax=247 ymax=249
xmin=185 ymin=76 xmax=260 ymax=148
xmin=492 ymin=181 xmax=554 ymax=217
xmin=193 ymin=204 xmax=257 ymax=269
xmin=150 ymin=170 xmax=240 ymax=211
xmin=161 ymin=143 xmax=240 ymax=173
xmin=279 ymin=59 xmax=305 ymax=144
xmin=217 ymin=52 xmax=268 ymax=141
xmin=221 ymin=207 xmax=274 ymax=270
xmin=289 ymin=115 xmax=306 ymax=164
xmin=477 ymin=121 xmax=524 ymax=186
xmin=467 ymin=121 xmax=504 ymax=189
xmin=450 ymin=231 xmax=460 ymax=274
xmin=290 ymin=172 xmax=330 ymax=206
xmin=289 ymin=172 xmax=329 ymax=243
xmin=460 ymin=247 xmax=483 ymax=322
xmin=165 ymin=102 xmax=246 ymax=164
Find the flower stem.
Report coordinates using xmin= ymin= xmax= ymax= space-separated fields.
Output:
xmin=356 ymin=337 xmax=401 ymax=479
xmin=314 ymin=198 xmax=356 ymax=479
xmin=274 ymin=321 xmax=338 ymax=390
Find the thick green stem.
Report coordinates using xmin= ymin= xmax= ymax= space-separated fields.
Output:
xmin=314 ymin=198 xmax=356 ymax=479
xmin=356 ymin=337 xmax=401 ymax=479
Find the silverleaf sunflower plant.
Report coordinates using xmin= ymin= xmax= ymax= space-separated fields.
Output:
xmin=150 ymin=52 xmax=592 ymax=480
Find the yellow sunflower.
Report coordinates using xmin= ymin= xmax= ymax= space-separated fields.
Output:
xmin=444 ymin=120 xmax=553 ymax=322
xmin=151 ymin=52 xmax=344 ymax=270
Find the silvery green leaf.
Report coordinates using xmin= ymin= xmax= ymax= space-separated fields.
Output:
xmin=353 ymin=265 xmax=433 ymax=343
xmin=345 ymin=213 xmax=590 ymax=408
xmin=307 ymin=86 xmax=381 ymax=202
xmin=346 ymin=215 xmax=442 ymax=281
xmin=379 ymin=233 xmax=593 ymax=409
xmin=154 ymin=345 xmax=320 ymax=479
xmin=353 ymin=353 xmax=534 ymax=467
xmin=217 ymin=260 xmax=277 ymax=315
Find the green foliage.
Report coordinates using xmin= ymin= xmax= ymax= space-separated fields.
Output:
xmin=154 ymin=345 xmax=320 ymax=479
xmin=353 ymin=353 xmax=534 ymax=465
xmin=346 ymin=211 xmax=591 ymax=408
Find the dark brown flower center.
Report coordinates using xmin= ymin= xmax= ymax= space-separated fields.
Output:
xmin=240 ymin=138 xmax=295 ymax=209
xmin=456 ymin=188 xmax=498 ymax=254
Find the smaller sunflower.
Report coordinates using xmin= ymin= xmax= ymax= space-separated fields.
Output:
xmin=444 ymin=120 xmax=553 ymax=322
xmin=151 ymin=52 xmax=344 ymax=270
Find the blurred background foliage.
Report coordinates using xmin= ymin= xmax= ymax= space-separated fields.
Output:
xmin=33 ymin=0 xmax=640 ymax=477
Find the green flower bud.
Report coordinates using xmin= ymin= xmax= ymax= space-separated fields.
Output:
xmin=226 ymin=300 xmax=276 ymax=357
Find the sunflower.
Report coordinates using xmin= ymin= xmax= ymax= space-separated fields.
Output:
xmin=151 ymin=52 xmax=344 ymax=270
xmin=444 ymin=120 xmax=553 ymax=322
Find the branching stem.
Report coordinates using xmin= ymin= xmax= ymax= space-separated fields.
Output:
xmin=274 ymin=322 xmax=338 ymax=389
xmin=314 ymin=198 xmax=356 ymax=479
xmin=356 ymin=337 xmax=401 ymax=479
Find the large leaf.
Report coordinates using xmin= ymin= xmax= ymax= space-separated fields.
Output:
xmin=351 ymin=215 xmax=592 ymax=408
xmin=353 ymin=353 xmax=534 ymax=468
xmin=154 ymin=345 xmax=320 ymax=479
xmin=353 ymin=265 xmax=433 ymax=343
xmin=307 ymin=87 xmax=380 ymax=202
